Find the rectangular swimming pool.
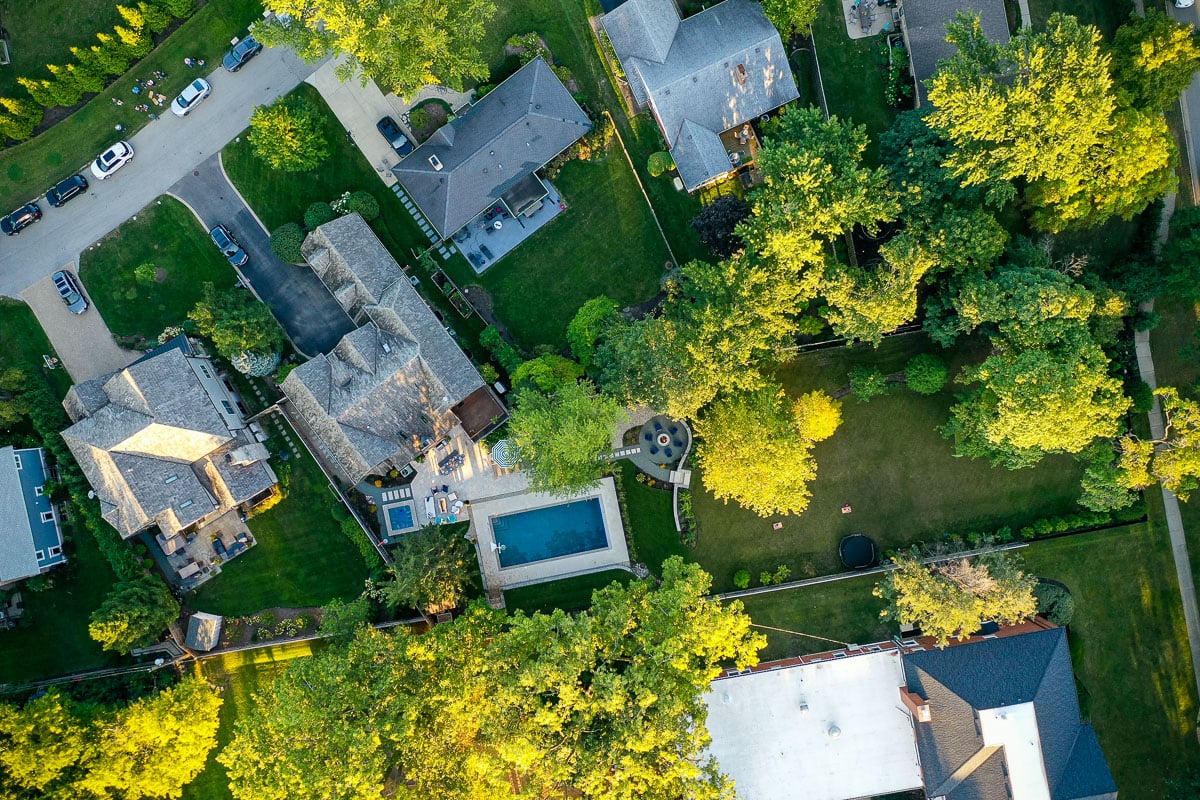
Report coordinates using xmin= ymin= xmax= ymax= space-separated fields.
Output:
xmin=491 ymin=497 xmax=609 ymax=568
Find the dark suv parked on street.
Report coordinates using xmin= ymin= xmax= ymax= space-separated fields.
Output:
xmin=1 ymin=203 xmax=43 ymax=235
xmin=223 ymin=36 xmax=264 ymax=72
xmin=46 ymin=174 xmax=88 ymax=207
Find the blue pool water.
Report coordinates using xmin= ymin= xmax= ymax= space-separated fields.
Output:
xmin=491 ymin=498 xmax=608 ymax=567
xmin=387 ymin=503 xmax=415 ymax=532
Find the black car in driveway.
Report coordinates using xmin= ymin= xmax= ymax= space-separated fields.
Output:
xmin=209 ymin=224 xmax=249 ymax=267
xmin=1 ymin=203 xmax=43 ymax=235
xmin=376 ymin=116 xmax=414 ymax=158
xmin=46 ymin=174 xmax=88 ymax=207
xmin=223 ymin=36 xmax=264 ymax=72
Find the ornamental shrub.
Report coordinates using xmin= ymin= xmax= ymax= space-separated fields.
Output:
xmin=1034 ymin=582 xmax=1075 ymax=626
xmin=647 ymin=151 xmax=674 ymax=177
xmin=346 ymin=191 xmax=380 ymax=221
xmin=733 ymin=569 xmax=751 ymax=589
xmin=270 ymin=222 xmax=305 ymax=263
xmin=408 ymin=106 xmax=432 ymax=132
xmin=849 ymin=366 xmax=890 ymax=401
xmin=304 ymin=202 xmax=336 ymax=230
xmin=905 ymin=354 xmax=949 ymax=395
xmin=134 ymin=262 xmax=157 ymax=286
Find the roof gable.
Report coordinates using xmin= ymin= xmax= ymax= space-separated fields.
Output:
xmin=602 ymin=0 xmax=680 ymax=63
xmin=0 ymin=446 xmax=44 ymax=584
xmin=393 ymin=57 xmax=592 ymax=237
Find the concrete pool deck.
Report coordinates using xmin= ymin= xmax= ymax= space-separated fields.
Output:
xmin=469 ymin=478 xmax=631 ymax=591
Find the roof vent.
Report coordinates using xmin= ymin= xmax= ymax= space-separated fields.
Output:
xmin=827 ymin=725 xmax=841 ymax=739
xmin=164 ymin=475 xmax=179 ymax=484
xmin=535 ymin=103 xmax=542 ymax=109
xmin=382 ymin=341 xmax=391 ymax=354
xmin=489 ymin=150 xmax=495 ymax=156
xmin=721 ymin=692 xmax=732 ymax=705
xmin=340 ymin=378 xmax=353 ymax=389
xmin=429 ymin=154 xmax=444 ymax=171
xmin=798 ymin=701 xmax=809 ymax=714
xmin=736 ymin=64 xmax=747 ymax=85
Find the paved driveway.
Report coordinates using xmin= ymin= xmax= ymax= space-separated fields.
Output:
xmin=167 ymin=155 xmax=354 ymax=356
xmin=0 ymin=46 xmax=322 ymax=298
xmin=21 ymin=267 xmax=137 ymax=383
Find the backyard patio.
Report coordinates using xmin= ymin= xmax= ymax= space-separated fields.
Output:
xmin=452 ymin=180 xmax=566 ymax=273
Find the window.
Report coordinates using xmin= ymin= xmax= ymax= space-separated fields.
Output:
xmin=40 ymin=511 xmax=54 ymax=523
xmin=14 ymin=454 xmax=21 ymax=469
xmin=179 ymin=499 xmax=194 ymax=509
xmin=35 ymin=549 xmax=44 ymax=561
xmin=199 ymin=364 xmax=212 ymax=379
xmin=165 ymin=475 xmax=179 ymax=484
xmin=48 ymin=546 xmax=61 ymax=557
xmin=221 ymin=400 xmax=235 ymax=415
xmin=34 ymin=485 xmax=44 ymax=496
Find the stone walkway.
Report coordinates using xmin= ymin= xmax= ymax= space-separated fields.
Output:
xmin=1139 ymin=192 xmax=1200 ymax=704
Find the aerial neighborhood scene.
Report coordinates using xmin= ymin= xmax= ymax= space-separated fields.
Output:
xmin=4 ymin=0 xmax=1200 ymax=793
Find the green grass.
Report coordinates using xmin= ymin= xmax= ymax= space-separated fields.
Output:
xmin=617 ymin=461 xmax=686 ymax=574
xmin=691 ymin=335 xmax=1086 ymax=591
xmin=0 ymin=0 xmax=123 ymax=98
xmin=1020 ymin=525 xmax=1200 ymax=800
xmin=221 ymin=84 xmax=490 ymax=361
xmin=186 ymin=442 xmax=369 ymax=617
xmin=1027 ymin=0 xmax=1132 ymax=40
xmin=440 ymin=153 xmax=672 ymax=350
xmin=79 ymin=196 xmax=238 ymax=343
xmin=0 ymin=0 xmax=263 ymax=211
xmin=738 ymin=523 xmax=1200 ymax=798
xmin=502 ymin=569 xmax=633 ymax=614
xmin=811 ymin=0 xmax=896 ymax=159
xmin=183 ymin=640 xmax=324 ymax=800
xmin=0 ymin=514 xmax=120 ymax=683
xmin=0 ymin=298 xmax=73 ymax=399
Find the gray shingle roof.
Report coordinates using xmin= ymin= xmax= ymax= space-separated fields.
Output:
xmin=903 ymin=628 xmax=1118 ymax=800
xmin=392 ymin=57 xmax=592 ymax=238
xmin=905 ymin=0 xmax=1011 ymax=106
xmin=186 ymin=612 xmax=223 ymax=651
xmin=61 ymin=344 xmax=276 ymax=539
xmin=286 ymin=216 xmax=489 ymax=483
xmin=603 ymin=0 xmax=799 ymax=190
xmin=0 ymin=446 xmax=44 ymax=585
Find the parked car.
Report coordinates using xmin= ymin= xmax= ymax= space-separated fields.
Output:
xmin=376 ymin=116 xmax=414 ymax=158
xmin=209 ymin=224 xmax=249 ymax=267
xmin=170 ymin=78 xmax=212 ymax=117
xmin=90 ymin=141 xmax=134 ymax=180
xmin=52 ymin=270 xmax=88 ymax=314
xmin=46 ymin=174 xmax=88 ymax=207
xmin=0 ymin=203 xmax=43 ymax=235
xmin=223 ymin=36 xmax=264 ymax=72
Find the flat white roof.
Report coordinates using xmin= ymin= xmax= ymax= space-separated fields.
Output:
xmin=704 ymin=651 xmax=923 ymax=800
xmin=979 ymin=703 xmax=1050 ymax=800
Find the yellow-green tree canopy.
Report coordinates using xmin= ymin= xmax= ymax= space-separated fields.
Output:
xmin=1112 ymin=10 xmax=1200 ymax=111
xmin=1116 ymin=387 xmax=1200 ymax=501
xmin=875 ymin=550 xmax=1038 ymax=647
xmin=0 ymin=678 xmax=221 ymax=799
xmin=246 ymin=97 xmax=329 ymax=173
xmin=221 ymin=559 xmax=763 ymax=800
xmin=695 ymin=383 xmax=842 ymax=517
xmin=253 ymin=0 xmax=495 ymax=98
xmin=822 ymin=233 xmax=937 ymax=345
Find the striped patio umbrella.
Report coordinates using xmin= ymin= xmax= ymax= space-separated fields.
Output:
xmin=491 ymin=439 xmax=520 ymax=468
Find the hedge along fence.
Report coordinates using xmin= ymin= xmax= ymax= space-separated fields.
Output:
xmin=1 ymin=0 xmax=195 ymax=143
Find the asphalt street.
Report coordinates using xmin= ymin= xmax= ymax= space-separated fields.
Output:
xmin=1171 ymin=1 xmax=1200 ymax=199
xmin=0 ymin=46 xmax=321 ymax=297
xmin=167 ymin=155 xmax=354 ymax=356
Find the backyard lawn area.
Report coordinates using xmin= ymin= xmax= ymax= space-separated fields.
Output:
xmin=183 ymin=640 xmax=323 ymax=800
xmin=503 ymin=568 xmax=633 ymax=614
xmin=617 ymin=461 xmax=686 ymax=574
xmin=1027 ymin=0 xmax=1131 ymax=39
xmin=440 ymin=153 xmax=672 ymax=350
xmin=0 ymin=298 xmax=73 ymax=399
xmin=737 ymin=523 xmax=1199 ymax=799
xmin=221 ymin=84 xmax=489 ymax=360
xmin=0 ymin=0 xmax=122 ymax=98
xmin=186 ymin=441 xmax=369 ymax=617
xmin=79 ymin=196 xmax=238 ymax=343
xmin=691 ymin=335 xmax=1086 ymax=592
xmin=0 ymin=0 xmax=263 ymax=211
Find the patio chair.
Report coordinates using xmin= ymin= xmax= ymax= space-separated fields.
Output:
xmin=654 ymin=421 xmax=663 ymax=432
xmin=650 ymin=445 xmax=659 ymax=455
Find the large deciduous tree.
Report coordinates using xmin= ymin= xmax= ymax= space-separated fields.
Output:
xmin=88 ymin=575 xmax=181 ymax=654
xmin=247 ymin=97 xmax=329 ymax=172
xmin=253 ymin=0 xmax=496 ymax=98
xmin=821 ymin=234 xmax=937 ymax=345
xmin=695 ymin=383 xmax=841 ymax=517
xmin=1112 ymin=10 xmax=1200 ymax=112
xmin=222 ymin=559 xmax=763 ymax=800
xmin=1114 ymin=387 xmax=1200 ymax=500
xmin=508 ymin=379 xmax=624 ymax=495
xmin=379 ymin=524 xmax=475 ymax=614
xmin=875 ymin=550 xmax=1038 ymax=647
xmin=567 ymin=295 xmax=619 ymax=369
xmin=189 ymin=282 xmax=285 ymax=374
xmin=689 ymin=195 xmax=752 ymax=258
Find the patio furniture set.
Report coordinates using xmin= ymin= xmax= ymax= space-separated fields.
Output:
xmin=423 ymin=485 xmax=466 ymax=525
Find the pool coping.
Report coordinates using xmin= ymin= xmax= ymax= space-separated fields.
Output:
xmin=469 ymin=478 xmax=630 ymax=591
xmin=381 ymin=499 xmax=420 ymax=537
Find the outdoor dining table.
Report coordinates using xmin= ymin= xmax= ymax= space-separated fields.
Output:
xmin=857 ymin=1 xmax=875 ymax=31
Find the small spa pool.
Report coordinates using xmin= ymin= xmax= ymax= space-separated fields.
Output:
xmin=384 ymin=501 xmax=418 ymax=535
xmin=490 ymin=497 xmax=609 ymax=568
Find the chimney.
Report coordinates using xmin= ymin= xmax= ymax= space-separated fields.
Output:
xmin=735 ymin=64 xmax=747 ymax=85
xmin=900 ymin=688 xmax=932 ymax=722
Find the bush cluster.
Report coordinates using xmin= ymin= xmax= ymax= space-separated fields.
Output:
xmin=480 ymin=326 xmax=523 ymax=375
xmin=270 ymin=223 xmax=305 ymax=263
xmin=341 ymin=517 xmax=382 ymax=568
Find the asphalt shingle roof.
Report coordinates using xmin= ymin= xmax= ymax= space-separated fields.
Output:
xmin=392 ymin=57 xmax=592 ymax=238
xmin=905 ymin=0 xmax=1011 ymax=105
xmin=0 ymin=446 xmax=44 ymax=585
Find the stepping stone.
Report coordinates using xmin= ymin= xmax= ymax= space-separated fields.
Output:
xmin=426 ymin=231 xmax=439 ymax=242
xmin=391 ymin=185 xmax=402 ymax=194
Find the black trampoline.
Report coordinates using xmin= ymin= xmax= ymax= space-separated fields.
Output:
xmin=839 ymin=534 xmax=877 ymax=570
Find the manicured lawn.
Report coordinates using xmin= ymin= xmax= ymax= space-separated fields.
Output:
xmin=1027 ymin=0 xmax=1132 ymax=40
xmin=0 ymin=298 xmax=73 ymax=399
xmin=183 ymin=640 xmax=324 ymax=800
xmin=0 ymin=515 xmax=120 ymax=683
xmin=221 ymin=84 xmax=490 ymax=361
xmin=739 ymin=574 xmax=890 ymax=660
xmin=617 ymin=461 xmax=686 ymax=574
xmin=0 ymin=0 xmax=263 ymax=210
xmin=440 ymin=153 xmax=672 ymax=350
xmin=691 ymin=335 xmax=1086 ymax=591
xmin=186 ymin=440 xmax=369 ymax=617
xmin=0 ymin=0 xmax=123 ymax=98
xmin=503 ymin=569 xmax=633 ymax=614
xmin=1020 ymin=525 xmax=1200 ymax=800
xmin=811 ymin=0 xmax=896 ymax=158
xmin=79 ymin=196 xmax=238 ymax=344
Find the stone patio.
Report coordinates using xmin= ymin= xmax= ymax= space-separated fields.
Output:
xmin=451 ymin=182 xmax=565 ymax=273
xmin=842 ymin=0 xmax=899 ymax=39
xmin=148 ymin=508 xmax=257 ymax=591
